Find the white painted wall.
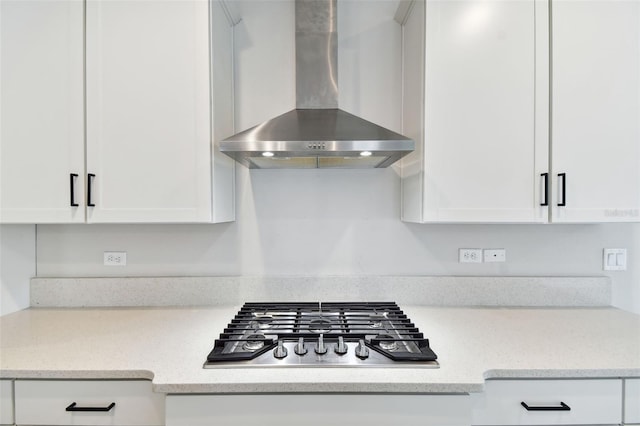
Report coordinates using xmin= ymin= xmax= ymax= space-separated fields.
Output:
xmin=35 ymin=179 xmax=640 ymax=314
xmin=30 ymin=0 xmax=640 ymax=314
xmin=0 ymin=225 xmax=35 ymax=315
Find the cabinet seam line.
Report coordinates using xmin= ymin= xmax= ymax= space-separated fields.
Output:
xmin=548 ymin=0 xmax=553 ymax=223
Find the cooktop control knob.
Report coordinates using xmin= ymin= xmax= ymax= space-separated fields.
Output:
xmin=355 ymin=339 xmax=369 ymax=359
xmin=334 ymin=336 xmax=348 ymax=355
xmin=273 ymin=340 xmax=288 ymax=359
xmin=294 ymin=337 xmax=308 ymax=355
xmin=315 ymin=334 xmax=328 ymax=355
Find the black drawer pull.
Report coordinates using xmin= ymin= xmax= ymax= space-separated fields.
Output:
xmin=521 ymin=401 xmax=571 ymax=411
xmin=87 ymin=173 xmax=96 ymax=207
xmin=66 ymin=401 xmax=115 ymax=412
xmin=70 ymin=173 xmax=79 ymax=207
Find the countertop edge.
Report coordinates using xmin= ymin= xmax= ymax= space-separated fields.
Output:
xmin=483 ymin=368 xmax=640 ymax=380
xmin=2 ymin=367 xmax=639 ymax=395
xmin=0 ymin=369 xmax=155 ymax=381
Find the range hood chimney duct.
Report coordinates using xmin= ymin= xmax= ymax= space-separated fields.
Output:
xmin=220 ymin=0 xmax=415 ymax=169
xmin=295 ymin=0 xmax=338 ymax=109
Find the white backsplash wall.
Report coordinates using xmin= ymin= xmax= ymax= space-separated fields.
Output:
xmin=0 ymin=225 xmax=35 ymax=315
xmin=36 ymin=172 xmax=640 ymax=313
xmin=34 ymin=0 xmax=640 ymax=314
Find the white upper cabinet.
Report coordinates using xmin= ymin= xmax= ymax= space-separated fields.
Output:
xmin=1 ymin=0 xmax=235 ymax=224
xmin=402 ymin=0 xmax=640 ymax=224
xmin=401 ymin=0 xmax=549 ymax=223
xmin=85 ymin=0 xmax=234 ymax=223
xmin=0 ymin=0 xmax=85 ymax=223
xmin=551 ymin=0 xmax=640 ymax=223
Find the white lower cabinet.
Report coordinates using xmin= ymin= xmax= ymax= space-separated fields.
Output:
xmin=0 ymin=380 xmax=13 ymax=425
xmin=471 ymin=379 xmax=622 ymax=425
xmin=626 ymin=378 xmax=640 ymax=424
xmin=14 ymin=380 xmax=164 ymax=426
xmin=166 ymin=394 xmax=471 ymax=426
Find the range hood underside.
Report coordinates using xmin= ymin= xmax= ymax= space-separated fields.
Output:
xmin=220 ymin=109 xmax=414 ymax=169
xmin=223 ymin=152 xmax=408 ymax=169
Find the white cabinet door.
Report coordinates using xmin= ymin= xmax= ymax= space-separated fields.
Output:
xmin=551 ymin=0 xmax=640 ymax=223
xmin=401 ymin=0 xmax=549 ymax=223
xmin=86 ymin=0 xmax=217 ymax=223
xmin=626 ymin=378 xmax=640 ymax=424
xmin=166 ymin=394 xmax=471 ymax=426
xmin=0 ymin=380 xmax=12 ymax=425
xmin=471 ymin=379 xmax=622 ymax=425
xmin=14 ymin=380 xmax=164 ymax=426
xmin=0 ymin=0 xmax=85 ymax=223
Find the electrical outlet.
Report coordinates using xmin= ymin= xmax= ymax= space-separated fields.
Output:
xmin=459 ymin=248 xmax=482 ymax=263
xmin=484 ymin=249 xmax=506 ymax=263
xmin=104 ymin=251 xmax=127 ymax=266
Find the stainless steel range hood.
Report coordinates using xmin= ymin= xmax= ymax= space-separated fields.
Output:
xmin=220 ymin=0 xmax=414 ymax=169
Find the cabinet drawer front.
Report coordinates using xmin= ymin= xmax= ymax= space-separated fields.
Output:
xmin=626 ymin=378 xmax=640 ymax=424
xmin=472 ymin=379 xmax=622 ymax=425
xmin=0 ymin=380 xmax=13 ymax=425
xmin=167 ymin=394 xmax=471 ymax=426
xmin=15 ymin=380 xmax=164 ymax=425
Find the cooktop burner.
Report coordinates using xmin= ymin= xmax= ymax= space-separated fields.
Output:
xmin=204 ymin=302 xmax=439 ymax=368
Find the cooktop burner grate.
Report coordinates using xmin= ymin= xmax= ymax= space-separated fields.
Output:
xmin=204 ymin=302 xmax=439 ymax=368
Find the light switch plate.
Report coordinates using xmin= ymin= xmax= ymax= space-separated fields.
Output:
xmin=484 ymin=249 xmax=506 ymax=263
xmin=603 ymin=248 xmax=626 ymax=271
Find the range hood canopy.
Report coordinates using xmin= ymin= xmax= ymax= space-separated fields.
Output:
xmin=220 ymin=0 xmax=414 ymax=169
xmin=221 ymin=109 xmax=414 ymax=169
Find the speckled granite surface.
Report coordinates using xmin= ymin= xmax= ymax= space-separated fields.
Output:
xmin=1 ymin=306 xmax=638 ymax=393
xmin=30 ymin=276 xmax=612 ymax=307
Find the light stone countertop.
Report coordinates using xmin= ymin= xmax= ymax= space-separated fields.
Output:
xmin=1 ymin=305 xmax=639 ymax=394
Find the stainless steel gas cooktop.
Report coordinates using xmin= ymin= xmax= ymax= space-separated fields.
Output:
xmin=204 ymin=302 xmax=439 ymax=368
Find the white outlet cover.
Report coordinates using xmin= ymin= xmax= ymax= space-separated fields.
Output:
xmin=459 ymin=248 xmax=482 ymax=263
xmin=104 ymin=251 xmax=127 ymax=266
xmin=603 ymin=248 xmax=626 ymax=271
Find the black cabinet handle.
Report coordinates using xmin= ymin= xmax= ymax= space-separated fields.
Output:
xmin=66 ymin=402 xmax=115 ymax=412
xmin=557 ymin=173 xmax=566 ymax=206
xmin=521 ymin=401 xmax=570 ymax=411
xmin=87 ymin=173 xmax=96 ymax=207
xmin=540 ymin=173 xmax=549 ymax=206
xmin=70 ymin=174 xmax=79 ymax=207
